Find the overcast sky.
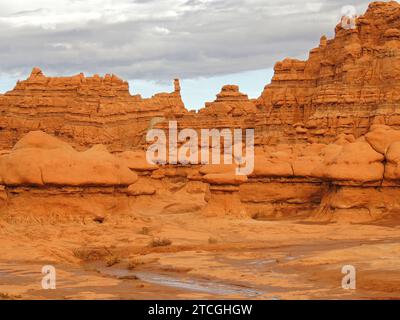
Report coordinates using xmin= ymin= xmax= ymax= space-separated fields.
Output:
xmin=0 ymin=0 xmax=371 ymax=109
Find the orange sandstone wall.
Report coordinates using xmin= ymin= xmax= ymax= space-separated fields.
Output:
xmin=257 ymin=1 xmax=400 ymax=143
xmin=0 ymin=68 xmax=186 ymax=151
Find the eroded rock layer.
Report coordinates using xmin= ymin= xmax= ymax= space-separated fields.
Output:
xmin=257 ymin=1 xmax=400 ymax=144
xmin=0 ymin=68 xmax=185 ymax=151
xmin=2 ymin=2 xmax=400 ymax=223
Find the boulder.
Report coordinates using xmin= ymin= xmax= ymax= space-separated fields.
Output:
xmin=13 ymin=130 xmax=74 ymax=151
xmin=251 ymin=156 xmax=293 ymax=177
xmin=365 ymin=125 xmax=400 ymax=154
xmin=127 ymin=181 xmax=156 ymax=196
xmin=118 ymin=151 xmax=158 ymax=172
xmin=311 ymin=141 xmax=384 ymax=182
xmin=384 ymin=142 xmax=400 ymax=180
xmin=0 ymin=131 xmax=138 ymax=186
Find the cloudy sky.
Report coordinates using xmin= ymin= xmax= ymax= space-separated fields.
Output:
xmin=0 ymin=0 xmax=371 ymax=109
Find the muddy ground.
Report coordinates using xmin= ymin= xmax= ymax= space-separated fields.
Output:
xmin=0 ymin=209 xmax=399 ymax=300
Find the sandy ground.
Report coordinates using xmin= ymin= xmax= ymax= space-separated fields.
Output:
xmin=0 ymin=209 xmax=400 ymax=300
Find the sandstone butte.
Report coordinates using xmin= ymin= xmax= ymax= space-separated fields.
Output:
xmin=2 ymin=1 xmax=400 ymax=224
xmin=3 ymin=1 xmax=400 ymax=300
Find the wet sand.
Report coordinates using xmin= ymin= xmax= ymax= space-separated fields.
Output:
xmin=0 ymin=211 xmax=399 ymax=300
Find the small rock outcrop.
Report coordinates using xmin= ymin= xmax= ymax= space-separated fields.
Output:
xmin=0 ymin=131 xmax=138 ymax=186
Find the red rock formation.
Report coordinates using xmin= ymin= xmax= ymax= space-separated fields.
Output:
xmin=257 ymin=1 xmax=400 ymax=144
xmin=0 ymin=131 xmax=138 ymax=186
xmin=2 ymin=2 xmax=400 ymax=223
xmin=199 ymin=85 xmax=257 ymax=117
xmin=0 ymin=68 xmax=186 ymax=151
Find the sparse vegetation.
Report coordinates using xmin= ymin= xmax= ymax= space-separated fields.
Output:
xmin=127 ymin=257 xmax=146 ymax=270
xmin=106 ymin=255 xmax=121 ymax=267
xmin=72 ymin=247 xmax=110 ymax=261
xmin=0 ymin=293 xmax=20 ymax=300
xmin=208 ymin=237 xmax=219 ymax=244
xmin=149 ymin=237 xmax=172 ymax=247
xmin=139 ymin=226 xmax=151 ymax=235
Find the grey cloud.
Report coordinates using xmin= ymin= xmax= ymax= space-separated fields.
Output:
xmin=0 ymin=0 xmax=371 ymax=81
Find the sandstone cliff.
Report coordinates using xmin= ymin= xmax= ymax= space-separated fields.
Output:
xmin=257 ymin=1 xmax=400 ymax=144
xmin=0 ymin=68 xmax=186 ymax=151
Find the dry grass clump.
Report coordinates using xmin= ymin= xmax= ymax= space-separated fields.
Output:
xmin=127 ymin=257 xmax=146 ymax=270
xmin=149 ymin=237 xmax=172 ymax=247
xmin=208 ymin=237 xmax=219 ymax=244
xmin=0 ymin=293 xmax=21 ymax=300
xmin=139 ymin=226 xmax=151 ymax=235
xmin=73 ymin=246 xmax=120 ymax=266
xmin=72 ymin=247 xmax=110 ymax=261
xmin=106 ymin=256 xmax=121 ymax=267
xmin=73 ymin=246 xmax=122 ymax=267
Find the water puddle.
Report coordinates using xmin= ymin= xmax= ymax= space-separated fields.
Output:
xmin=135 ymin=272 xmax=264 ymax=297
xmin=96 ymin=266 xmax=264 ymax=298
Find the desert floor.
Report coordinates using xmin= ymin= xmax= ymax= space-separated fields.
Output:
xmin=1 ymin=208 xmax=400 ymax=300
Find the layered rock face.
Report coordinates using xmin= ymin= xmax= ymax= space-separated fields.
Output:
xmin=199 ymin=85 xmax=257 ymax=117
xmin=0 ymin=68 xmax=186 ymax=151
xmin=156 ymin=2 xmax=400 ymax=147
xmin=2 ymin=2 xmax=400 ymax=223
xmin=257 ymin=1 xmax=400 ymax=144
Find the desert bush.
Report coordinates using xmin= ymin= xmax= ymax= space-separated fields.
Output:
xmin=149 ymin=237 xmax=172 ymax=247
xmin=106 ymin=256 xmax=121 ymax=267
xmin=0 ymin=293 xmax=20 ymax=300
xmin=139 ymin=226 xmax=151 ymax=235
xmin=127 ymin=257 xmax=146 ymax=270
xmin=72 ymin=247 xmax=110 ymax=261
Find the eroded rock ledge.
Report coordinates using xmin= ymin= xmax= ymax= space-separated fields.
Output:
xmin=1 ymin=125 xmax=400 ymax=223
